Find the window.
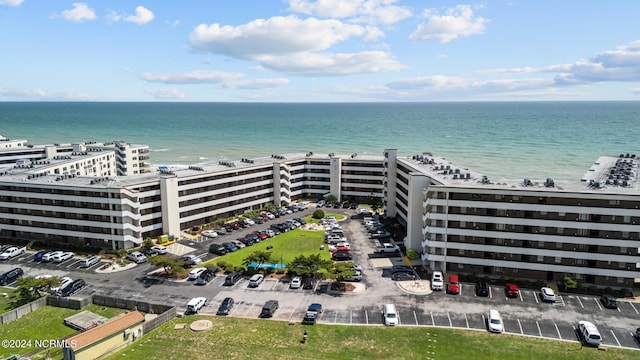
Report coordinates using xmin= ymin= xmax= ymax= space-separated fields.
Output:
xmin=579 ymin=214 xmax=589 ymax=221
xmin=458 ymin=264 xmax=464 ymax=269
xmin=460 ymin=206 xmax=467 ymax=214
xmin=576 ymin=259 xmax=585 ymax=265
xmin=624 ymin=216 xmax=631 ymax=224
xmin=620 ymin=247 xmax=627 ymax=254
xmin=609 ymin=199 xmax=620 ymax=205
xmin=575 ymin=274 xmax=583 ymax=280
xmin=556 ymin=242 xmax=563 ymax=249
xmin=459 ymin=249 xmax=465 ymax=255
xmin=577 ymin=228 xmax=588 ymax=236
xmin=460 ymin=221 xmax=466 ymax=228
xmin=622 ymin=231 xmax=629 ymax=239
xmin=617 ymin=277 xmax=624 ymax=284
xmin=538 ymin=226 xmax=545 ymax=233
xmin=497 ymin=223 xmax=505 ymax=230
xmin=558 ymin=212 xmax=565 ymax=217
xmin=619 ymin=262 xmax=625 ymax=269
xmin=537 ymin=255 xmax=544 ymax=262
xmin=555 ymin=257 xmax=562 ymax=264
xmin=556 ymin=227 xmax=564 ymax=234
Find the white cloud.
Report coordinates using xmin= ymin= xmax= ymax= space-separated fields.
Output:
xmin=139 ymin=70 xmax=289 ymax=90
xmin=0 ymin=0 xmax=24 ymax=6
xmin=139 ymin=70 xmax=244 ymax=84
xmin=0 ymin=87 xmax=97 ymax=101
xmin=146 ymin=88 xmax=186 ymax=100
xmin=125 ymin=6 xmax=154 ymax=25
xmin=287 ymin=0 xmax=411 ymax=25
xmin=58 ymin=2 xmax=96 ymax=22
xmin=630 ymin=88 xmax=640 ymax=95
xmin=259 ymin=51 xmax=405 ymax=76
xmin=409 ymin=5 xmax=488 ymax=43
xmin=108 ymin=6 xmax=155 ymax=25
xmin=190 ymin=16 xmax=365 ymax=59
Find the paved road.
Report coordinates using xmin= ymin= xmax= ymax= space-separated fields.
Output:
xmin=1 ymin=206 xmax=639 ymax=351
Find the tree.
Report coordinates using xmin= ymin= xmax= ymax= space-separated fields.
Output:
xmin=14 ymin=276 xmax=59 ymax=306
xmin=287 ymin=254 xmax=331 ymax=277
xmin=243 ymin=250 xmax=272 ymax=272
xmin=326 ymin=262 xmax=356 ymax=285
xmin=148 ymin=255 xmax=183 ymax=274
xmin=325 ymin=194 xmax=337 ymax=203
xmin=561 ymin=273 xmax=578 ymax=290
xmin=312 ymin=209 xmax=325 ymax=219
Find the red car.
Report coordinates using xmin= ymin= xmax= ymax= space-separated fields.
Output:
xmin=331 ymin=246 xmax=350 ymax=254
xmin=506 ymin=283 xmax=519 ymax=297
xmin=447 ymin=274 xmax=460 ymax=295
xmin=252 ymin=231 xmax=268 ymax=240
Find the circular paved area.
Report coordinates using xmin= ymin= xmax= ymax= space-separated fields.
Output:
xmin=190 ymin=319 xmax=213 ymax=331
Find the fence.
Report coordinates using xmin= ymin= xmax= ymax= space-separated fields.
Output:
xmin=46 ymin=295 xmax=91 ymax=310
xmin=92 ymin=294 xmax=176 ymax=333
xmin=0 ymin=296 xmax=47 ymax=325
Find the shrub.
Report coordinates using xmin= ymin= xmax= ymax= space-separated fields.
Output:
xmin=233 ymin=266 xmax=246 ymax=273
xmin=216 ymin=260 xmax=229 ymax=271
xmin=143 ymin=237 xmax=154 ymax=248
xmin=312 ymin=209 xmax=325 ymax=219
xmin=406 ymin=248 xmax=420 ymax=260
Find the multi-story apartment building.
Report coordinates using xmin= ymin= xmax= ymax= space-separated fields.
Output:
xmin=384 ymin=151 xmax=640 ymax=288
xmin=0 ymin=135 xmax=638 ymax=288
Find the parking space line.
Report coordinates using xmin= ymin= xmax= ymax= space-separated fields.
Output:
xmin=517 ymin=319 xmax=523 ymax=334
xmin=464 ymin=313 xmax=469 ymax=328
xmin=594 ymin=298 xmax=603 ymax=310
xmin=447 ymin=312 xmax=452 ymax=327
xmin=628 ymin=301 xmax=639 ymax=314
xmin=556 ymin=295 xmax=565 ymax=306
xmin=489 ymin=287 xmax=492 ymax=298
xmin=610 ymin=330 xmax=621 ymax=347
xmin=365 ymin=310 xmax=369 ymax=325
xmin=350 ymin=310 xmax=353 ymax=324
xmin=519 ymin=291 xmax=524 ymax=302
xmin=555 ymin=323 xmax=562 ymax=339
xmin=576 ymin=296 xmax=584 ymax=308
xmin=536 ymin=321 xmax=542 ymax=337
xmin=430 ymin=312 xmax=434 ymax=326
xmin=533 ymin=291 xmax=539 ymax=304
xmin=413 ymin=311 xmax=418 ymax=325
xmin=334 ymin=311 xmax=338 ymax=323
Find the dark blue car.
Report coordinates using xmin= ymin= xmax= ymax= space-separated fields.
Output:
xmin=33 ymin=250 xmax=51 ymax=262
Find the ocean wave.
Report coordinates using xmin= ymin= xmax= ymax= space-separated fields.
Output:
xmin=151 ymin=148 xmax=170 ymax=152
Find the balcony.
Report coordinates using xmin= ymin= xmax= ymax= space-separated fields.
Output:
xmin=421 ymin=252 xmax=429 ymax=261
xmin=421 ymin=238 xmax=430 ymax=248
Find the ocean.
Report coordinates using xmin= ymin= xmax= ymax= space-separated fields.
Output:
xmin=1 ymin=101 xmax=639 ymax=181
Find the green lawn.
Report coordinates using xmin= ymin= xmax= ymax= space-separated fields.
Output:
xmin=203 ymin=228 xmax=330 ymax=268
xmin=107 ymin=316 xmax=638 ymax=360
xmin=0 ymin=304 xmax=127 ymax=358
xmin=0 ymin=287 xmax=19 ymax=313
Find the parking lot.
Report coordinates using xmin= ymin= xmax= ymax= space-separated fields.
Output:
xmin=1 ymin=205 xmax=639 ymax=351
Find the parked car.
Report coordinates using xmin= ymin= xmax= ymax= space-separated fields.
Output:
xmin=51 ymin=276 xmax=73 ymax=294
xmin=216 ymin=297 xmax=235 ymax=315
xmin=186 ymin=297 xmax=207 ymax=315
xmin=42 ymin=251 xmax=63 ymax=262
xmin=290 ymin=276 xmax=302 ymax=289
xmin=61 ymin=279 xmax=86 ymax=297
xmin=391 ymin=265 xmax=413 ymax=274
xmin=224 ymin=272 xmax=243 ymax=286
xmin=634 ymin=327 xmax=640 ymax=341
xmin=260 ymin=300 xmax=279 ymax=318
xmin=302 ymin=276 xmax=316 ymax=290
xmin=195 ymin=268 xmax=217 ymax=285
xmin=540 ymin=287 xmax=556 ymax=302
xmin=447 ymin=274 xmax=461 ymax=295
xmin=248 ymin=274 xmax=264 ymax=288
xmin=344 ymin=270 xmax=363 ymax=282
xmin=80 ymin=255 xmax=101 ymax=268
xmin=140 ymin=248 xmax=159 ymax=257
xmin=209 ymin=244 xmax=229 ymax=256
xmin=183 ymin=255 xmax=202 ymax=267
xmin=188 ymin=267 xmax=207 ymax=280
xmin=231 ymin=240 xmax=246 ymax=249
xmin=392 ymin=272 xmax=416 ymax=281
xmin=600 ymin=294 xmax=618 ymax=309
xmin=202 ymin=230 xmax=218 ymax=238
xmin=331 ymin=252 xmax=352 ymax=261
xmin=0 ymin=246 xmax=26 ymax=260
xmin=52 ymin=251 xmax=74 ymax=263
xmin=486 ymin=309 xmax=504 ymax=333
xmin=302 ymin=303 xmax=323 ymax=325
xmin=151 ymin=245 xmax=167 ymax=254
xmin=577 ymin=320 xmax=602 ymax=346
xmin=505 ymin=283 xmax=519 ymax=298
xmin=475 ymin=279 xmax=489 ymax=297
xmin=431 ymin=271 xmax=444 ymax=291
xmin=0 ymin=267 xmax=23 ymax=286
xmin=33 ymin=250 xmax=52 ymax=262
xmin=221 ymin=242 xmax=239 ymax=252
xmin=126 ymin=251 xmax=147 ymax=264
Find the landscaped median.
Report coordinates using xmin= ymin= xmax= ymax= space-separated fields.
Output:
xmin=201 ymin=228 xmax=331 ymax=269
xmin=105 ymin=316 xmax=638 ymax=360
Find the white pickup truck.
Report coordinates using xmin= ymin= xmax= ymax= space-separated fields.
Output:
xmin=374 ymin=243 xmax=401 ymax=254
xmin=0 ymin=246 xmax=27 ymax=260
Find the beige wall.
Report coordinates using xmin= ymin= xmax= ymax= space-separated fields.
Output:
xmin=72 ymin=323 xmax=143 ymax=360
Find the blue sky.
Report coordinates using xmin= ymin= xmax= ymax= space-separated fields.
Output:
xmin=1 ymin=0 xmax=639 ymax=102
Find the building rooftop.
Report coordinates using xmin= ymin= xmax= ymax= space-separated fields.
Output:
xmin=67 ymin=310 xmax=144 ymax=351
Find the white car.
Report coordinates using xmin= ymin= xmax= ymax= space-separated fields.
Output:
xmin=42 ymin=251 xmax=63 ymax=262
xmin=51 ymin=276 xmax=73 ymax=294
xmin=0 ymin=246 xmax=26 ymax=260
xmin=245 ymin=219 xmax=255 ymax=226
xmin=34 ymin=274 xmax=53 ymax=280
xmin=52 ymin=251 xmax=74 ymax=263
xmin=150 ymin=245 xmax=167 ymax=255
xmin=486 ymin=309 xmax=504 ymax=333
xmin=231 ymin=240 xmax=246 ymax=249
xmin=264 ymin=212 xmax=275 ymax=220
xmin=540 ymin=287 xmax=556 ymax=302
xmin=290 ymin=276 xmax=302 ymax=289
xmin=183 ymin=255 xmax=203 ymax=267
xmin=431 ymin=271 xmax=444 ymax=291
xmin=202 ymin=230 xmax=218 ymax=238
xmin=188 ymin=267 xmax=207 ymax=280
xmin=126 ymin=251 xmax=147 ymax=264
xmin=186 ymin=297 xmax=207 ymax=314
